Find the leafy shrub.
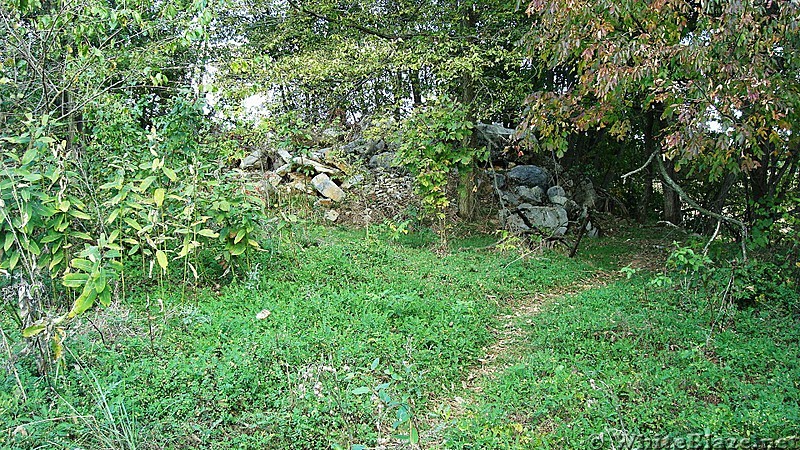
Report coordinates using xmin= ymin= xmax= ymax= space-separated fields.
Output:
xmin=395 ymin=96 xmax=487 ymax=219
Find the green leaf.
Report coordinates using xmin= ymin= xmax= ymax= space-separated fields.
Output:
xmin=70 ymin=231 xmax=93 ymax=241
xmin=154 ymin=188 xmax=166 ymax=207
xmin=63 ymin=272 xmax=90 ymax=287
xmin=106 ymin=208 xmax=120 ymax=224
xmin=21 ymin=147 xmax=37 ymax=165
xmin=229 ymin=240 xmax=247 ymax=256
xmin=49 ymin=250 xmax=64 ymax=271
xmin=99 ymin=287 xmax=112 ymax=307
xmin=197 ymin=229 xmax=219 ymax=238
xmin=95 ymin=273 xmax=107 ymax=294
xmin=7 ymin=251 xmax=19 ymax=271
xmin=156 ymin=250 xmax=168 ymax=270
xmin=409 ymin=425 xmax=419 ymax=444
xmin=3 ymin=233 xmax=13 ymax=251
xmin=22 ymin=323 xmax=46 ymax=338
xmin=70 ymin=258 xmax=94 ymax=272
xmin=162 ymin=166 xmax=178 ymax=181
xmin=68 ymin=286 xmax=97 ymax=318
xmin=40 ymin=232 xmax=62 ymax=244
xmin=351 ymin=387 xmax=371 ymax=395
xmin=123 ymin=217 xmax=143 ymax=231
xmin=69 ymin=209 xmax=93 ymax=220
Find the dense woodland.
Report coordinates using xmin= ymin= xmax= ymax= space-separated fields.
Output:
xmin=1 ymin=0 xmax=799 ymax=448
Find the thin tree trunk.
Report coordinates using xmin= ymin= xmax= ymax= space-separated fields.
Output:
xmin=662 ymin=158 xmax=683 ymax=225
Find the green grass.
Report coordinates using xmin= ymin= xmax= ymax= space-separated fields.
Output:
xmin=445 ymin=275 xmax=800 ymax=448
xmin=0 ymin=227 xmax=589 ymax=449
xmin=1 ymin=226 xmax=798 ymax=449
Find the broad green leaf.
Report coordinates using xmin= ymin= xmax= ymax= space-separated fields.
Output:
xmin=21 ymin=147 xmax=37 ymax=165
xmin=99 ymin=287 xmax=112 ymax=307
xmin=351 ymin=387 xmax=371 ymax=395
xmin=68 ymin=286 xmax=97 ymax=318
xmin=95 ymin=273 xmax=107 ymax=294
xmin=3 ymin=233 xmax=13 ymax=251
xmin=8 ymin=251 xmax=19 ymax=271
xmin=106 ymin=208 xmax=120 ymax=224
xmin=154 ymin=188 xmax=166 ymax=207
xmin=63 ymin=272 xmax=90 ymax=287
xmin=22 ymin=323 xmax=46 ymax=338
xmin=162 ymin=166 xmax=178 ymax=181
xmin=70 ymin=258 xmax=94 ymax=272
xmin=229 ymin=240 xmax=247 ymax=256
xmin=156 ymin=250 xmax=168 ymax=270
xmin=124 ymin=217 xmax=143 ymax=231
xmin=69 ymin=209 xmax=92 ymax=220
xmin=197 ymin=229 xmax=219 ymax=238
xmin=49 ymin=250 xmax=64 ymax=271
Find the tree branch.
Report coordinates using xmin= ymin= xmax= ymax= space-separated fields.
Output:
xmin=286 ymin=0 xmax=401 ymax=41
xmin=621 ymin=150 xmax=656 ymax=182
xmin=655 ymin=154 xmax=748 ymax=260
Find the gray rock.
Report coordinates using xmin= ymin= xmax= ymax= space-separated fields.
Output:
xmin=516 ymin=185 xmax=544 ymax=204
xmin=240 ymin=150 xmax=265 ymax=169
xmin=476 ymin=122 xmax=515 ymax=154
xmin=517 ymin=204 xmax=568 ymax=231
xmin=324 ymin=210 xmax=340 ymax=222
xmin=311 ymin=173 xmax=346 ymax=202
xmin=493 ymin=173 xmax=506 ymax=190
xmin=507 ymin=165 xmax=550 ymax=190
xmin=274 ymin=163 xmax=292 ymax=176
xmin=500 ymin=209 xmax=529 ymax=231
xmin=575 ymin=179 xmax=598 ymax=209
xmin=586 ymin=222 xmax=599 ymax=238
xmin=564 ymin=199 xmax=581 ymax=219
xmin=547 ymin=185 xmax=566 ymax=199
xmin=550 ymin=195 xmax=568 ymax=206
xmin=500 ymin=190 xmax=521 ymax=207
xmin=369 ymin=152 xmax=397 ymax=170
xmin=341 ymin=174 xmax=365 ymax=189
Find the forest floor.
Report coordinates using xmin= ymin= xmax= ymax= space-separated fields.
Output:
xmin=1 ymin=224 xmax=798 ymax=449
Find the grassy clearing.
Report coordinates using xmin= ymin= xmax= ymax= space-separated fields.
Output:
xmin=1 ymin=226 xmax=590 ymax=449
xmin=1 ymin=226 xmax=798 ymax=449
xmin=444 ymin=255 xmax=800 ymax=448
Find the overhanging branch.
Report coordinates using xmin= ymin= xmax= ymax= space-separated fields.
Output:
xmin=654 ymin=154 xmax=748 ymax=261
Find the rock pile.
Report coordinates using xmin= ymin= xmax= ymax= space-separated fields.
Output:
xmin=496 ymin=165 xmax=599 ymax=237
xmin=238 ymin=134 xmax=416 ymax=223
xmin=237 ymin=122 xmax=600 ymax=234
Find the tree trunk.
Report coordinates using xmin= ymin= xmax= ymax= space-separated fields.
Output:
xmin=410 ymin=70 xmax=423 ymax=106
xmin=458 ymin=169 xmax=477 ymax=220
xmin=457 ymin=5 xmax=479 ymax=220
xmin=662 ymin=158 xmax=683 ymax=225
xmin=638 ymin=165 xmax=653 ymax=222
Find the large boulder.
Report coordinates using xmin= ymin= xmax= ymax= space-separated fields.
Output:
xmin=507 ymin=165 xmax=551 ymax=190
xmin=311 ymin=173 xmax=345 ymax=202
xmin=516 ymin=185 xmax=544 ymax=204
xmin=517 ymin=204 xmax=568 ymax=235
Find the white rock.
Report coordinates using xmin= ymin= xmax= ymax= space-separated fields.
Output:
xmin=312 ymin=173 xmax=346 ymax=202
xmin=324 ymin=210 xmax=340 ymax=222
